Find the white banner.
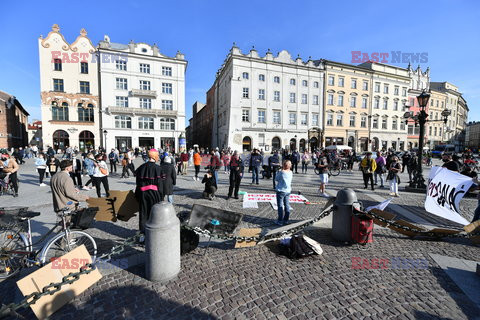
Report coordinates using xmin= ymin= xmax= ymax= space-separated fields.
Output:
xmin=243 ymin=193 xmax=308 ymax=209
xmin=425 ymin=167 xmax=473 ymax=225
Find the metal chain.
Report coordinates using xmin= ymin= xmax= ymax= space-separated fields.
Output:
xmin=0 ymin=232 xmax=142 ymax=319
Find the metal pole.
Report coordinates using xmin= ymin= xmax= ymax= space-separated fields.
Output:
xmin=414 ymin=109 xmax=427 ymax=188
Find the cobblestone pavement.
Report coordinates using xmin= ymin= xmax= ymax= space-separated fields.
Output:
xmin=1 ymin=157 xmax=479 ymax=319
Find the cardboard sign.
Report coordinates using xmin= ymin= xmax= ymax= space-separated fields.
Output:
xmin=17 ymin=245 xmax=102 ymax=319
xmin=87 ymin=197 xmax=116 ymax=222
xmin=234 ymin=228 xmax=261 ymax=248
xmin=108 ymin=190 xmax=138 ymax=221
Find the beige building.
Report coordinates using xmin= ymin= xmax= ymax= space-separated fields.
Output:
xmin=322 ymin=60 xmax=371 ymax=151
xmin=427 ymin=89 xmax=448 ymax=148
xmin=39 ymin=24 xmax=99 ymax=151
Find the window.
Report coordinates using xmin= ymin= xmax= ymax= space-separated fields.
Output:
xmin=53 ymin=79 xmax=64 ymax=92
xmin=363 ymin=81 xmax=368 ymax=91
xmin=242 ymin=88 xmax=249 ymax=98
xmin=382 ymin=118 xmax=387 ymax=129
xmin=54 ymin=59 xmax=62 ymax=71
xmin=338 ymin=95 xmax=344 ymax=106
xmin=160 ymin=118 xmax=175 ymax=130
xmin=384 ymin=85 xmax=389 ymax=94
xmin=362 ymin=97 xmax=367 ymax=109
xmin=435 ymin=112 xmax=438 ymax=120
xmin=273 ymin=111 xmax=281 ymax=124
xmin=394 ymin=86 xmax=399 ymax=95
xmin=115 ymin=115 xmax=131 ymax=129
xmin=289 ymin=113 xmax=296 ymax=125
xmin=274 ymin=91 xmax=280 ymax=102
xmin=258 ymin=110 xmax=266 ymax=123
xmin=351 ymin=79 xmax=357 ymax=89
xmin=140 ymin=80 xmax=151 ymax=91
xmin=259 ymin=74 xmax=265 ymax=81
xmin=361 ymin=116 xmax=367 ymax=128
xmin=349 ymin=115 xmax=355 ymax=127
xmin=338 ymin=77 xmax=344 ymax=87
xmin=402 ymin=88 xmax=407 ymax=96
xmin=52 ymin=102 xmax=69 ymax=121
xmin=375 ymin=82 xmax=380 ymax=93
xmin=242 ymin=72 xmax=249 ymax=79
xmin=78 ymin=103 xmax=94 ymax=122
xmin=302 ymin=80 xmax=308 ymax=87
xmin=439 ymin=128 xmax=442 ymax=136
xmin=429 ymin=126 xmax=432 ymax=135
xmin=441 ymin=101 xmax=444 ymax=108
xmin=328 ymin=94 xmax=334 ymax=105
xmin=116 ymin=60 xmax=127 ymax=71
xmin=140 ymin=98 xmax=152 ymax=109
xmin=392 ymin=119 xmax=398 ymax=130
xmin=290 ymin=78 xmax=296 ymax=85
xmin=383 ymin=99 xmax=388 ymax=110
xmin=350 ymin=96 xmax=356 ymax=107
xmin=290 ymin=93 xmax=296 ymax=103
xmin=274 ymin=76 xmax=280 ymax=83
xmin=301 ymin=113 xmax=308 ymax=125
xmin=328 ymin=76 xmax=334 ymax=86
xmin=80 ymin=62 xmax=88 ymax=74
xmin=162 ymin=83 xmax=172 ymax=94
xmin=301 ymin=94 xmax=308 ymax=104
xmin=258 ymin=89 xmax=265 ymax=100
xmin=312 ymin=114 xmax=319 ymax=126
xmin=80 ymin=81 xmax=90 ymax=94
xmin=162 ymin=66 xmax=172 ymax=76
xmin=434 ymin=127 xmax=437 ymax=136
xmin=116 ymin=96 xmax=128 ymax=107
xmin=313 ymin=95 xmax=319 ymax=105
xmin=400 ymin=122 xmax=405 ymax=130
xmin=162 ymin=100 xmax=173 ymax=110
xmin=374 ymin=98 xmax=380 ymax=109
xmin=116 ymin=78 xmax=128 ymax=90
xmin=138 ymin=117 xmax=154 ymax=130
xmin=373 ymin=118 xmax=379 ymax=129
xmin=336 ymin=114 xmax=343 ymax=126
xmin=327 ymin=114 xmax=333 ymax=126
xmin=242 ymin=109 xmax=250 ymax=122
xmin=314 ymin=81 xmax=319 ymax=88
xmin=393 ymin=101 xmax=398 ymax=111
xmin=408 ymin=124 xmax=414 ymax=135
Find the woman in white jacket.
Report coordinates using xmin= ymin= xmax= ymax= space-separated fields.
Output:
xmin=35 ymin=153 xmax=47 ymax=186
xmin=92 ymin=153 xmax=110 ymax=197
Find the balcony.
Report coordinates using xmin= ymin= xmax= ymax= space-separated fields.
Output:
xmin=130 ymin=88 xmax=157 ymax=97
xmin=106 ymin=106 xmax=177 ymax=117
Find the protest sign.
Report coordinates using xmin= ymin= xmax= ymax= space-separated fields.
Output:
xmin=243 ymin=193 xmax=308 ymax=209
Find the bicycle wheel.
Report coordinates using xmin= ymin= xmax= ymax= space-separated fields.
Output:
xmin=329 ymin=168 xmax=340 ymax=176
xmin=0 ymin=229 xmax=26 ymax=279
xmin=39 ymin=230 xmax=97 ymax=265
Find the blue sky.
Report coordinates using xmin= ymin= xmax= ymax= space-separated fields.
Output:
xmin=0 ymin=0 xmax=479 ymax=122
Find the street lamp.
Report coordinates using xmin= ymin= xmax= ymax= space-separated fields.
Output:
xmin=103 ymin=130 xmax=108 ymax=151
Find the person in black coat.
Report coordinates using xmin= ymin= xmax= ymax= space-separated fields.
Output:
xmin=202 ymin=169 xmax=217 ymax=200
xmin=47 ymin=156 xmax=60 ymax=177
xmin=160 ymin=156 xmax=177 ymax=203
xmin=135 ymin=150 xmax=163 ymax=233
xmin=70 ymin=156 xmax=83 ymax=187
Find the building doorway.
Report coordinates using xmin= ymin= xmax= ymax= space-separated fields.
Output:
xmin=372 ymin=137 xmax=379 ymax=151
xmin=161 ymin=138 xmax=175 ymax=152
xmin=309 ymin=137 xmax=318 ymax=152
xmin=299 ymin=139 xmax=306 ymax=152
xmin=116 ymin=137 xmax=132 ymax=153
xmin=52 ymin=130 xmax=69 ymax=150
xmin=272 ymin=137 xmax=281 ymax=151
xmin=289 ymin=138 xmax=297 ymax=151
xmin=348 ymin=136 xmax=355 ymax=149
xmin=139 ymin=137 xmax=154 ymax=148
xmin=79 ymin=130 xmax=94 ymax=151
xmin=242 ymin=136 xmax=252 ymax=152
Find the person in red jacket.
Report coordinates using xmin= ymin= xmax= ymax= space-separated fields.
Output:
xmin=209 ymin=150 xmax=221 ymax=184
xmin=180 ymin=151 xmax=189 ymax=175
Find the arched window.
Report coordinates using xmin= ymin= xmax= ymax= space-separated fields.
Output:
xmin=52 ymin=102 xmax=69 ymax=121
xmin=271 ymin=137 xmax=281 ymax=150
xmin=115 ymin=115 xmax=131 ymax=129
xmin=290 ymin=78 xmax=296 ymax=85
xmin=79 ymin=130 xmax=94 ymax=151
xmin=299 ymin=139 xmax=306 ymax=152
xmin=78 ymin=103 xmax=94 ymax=122
xmin=160 ymin=118 xmax=175 ymax=130
xmin=242 ymin=136 xmax=252 ymax=152
xmin=290 ymin=138 xmax=297 ymax=151
xmin=53 ymin=130 xmax=69 ymax=149
xmin=138 ymin=117 xmax=154 ymax=130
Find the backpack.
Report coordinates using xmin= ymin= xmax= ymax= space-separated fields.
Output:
xmin=279 ymin=234 xmax=315 ymax=259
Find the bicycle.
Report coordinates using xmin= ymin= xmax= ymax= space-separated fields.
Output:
xmin=0 ymin=202 xmax=97 ymax=279
xmin=0 ymin=175 xmax=14 ymax=196
xmin=314 ymin=163 xmax=341 ymax=177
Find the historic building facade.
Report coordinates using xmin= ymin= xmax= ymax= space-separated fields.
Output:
xmin=98 ymin=36 xmax=187 ymax=152
xmin=322 ymin=60 xmax=371 ymax=151
xmin=39 ymin=24 xmax=99 ymax=151
xmin=211 ymin=45 xmax=325 ymax=152
xmin=427 ymin=89 xmax=448 ymax=148
xmin=0 ymin=91 xmax=29 ymax=149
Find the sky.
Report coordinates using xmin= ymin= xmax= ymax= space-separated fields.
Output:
xmin=0 ymin=0 xmax=479 ymax=123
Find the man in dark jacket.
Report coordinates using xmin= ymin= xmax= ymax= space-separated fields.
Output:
xmin=249 ymin=149 xmax=263 ymax=185
xmin=135 ymin=149 xmax=163 ymax=233
xmin=291 ymin=150 xmax=300 ymax=173
xmin=108 ymin=149 xmax=119 ymax=173
xmin=268 ymin=151 xmax=281 ymax=189
xmin=160 ymin=156 xmax=177 ymax=203
xmin=401 ymin=152 xmax=410 ymax=173
xmin=70 ymin=155 xmax=83 ymax=188
xmin=202 ymin=169 xmax=217 ymax=200
xmin=228 ymin=151 xmax=244 ymax=199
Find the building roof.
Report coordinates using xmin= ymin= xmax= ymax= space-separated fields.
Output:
xmin=0 ymin=90 xmax=29 ymax=116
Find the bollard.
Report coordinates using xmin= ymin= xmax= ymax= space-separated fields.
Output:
xmin=332 ymin=188 xmax=357 ymax=242
xmin=145 ymin=201 xmax=180 ymax=283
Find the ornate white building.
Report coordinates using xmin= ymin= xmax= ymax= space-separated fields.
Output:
xmin=211 ymin=45 xmax=325 ymax=152
xmin=38 ymin=24 xmax=99 ymax=150
xmin=98 ymin=36 xmax=187 ymax=152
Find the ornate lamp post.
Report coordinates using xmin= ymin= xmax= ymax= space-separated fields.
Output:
xmin=404 ymin=91 xmax=451 ymax=189
xmin=103 ymin=130 xmax=108 ymax=151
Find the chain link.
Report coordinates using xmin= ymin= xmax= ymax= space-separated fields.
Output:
xmin=0 ymin=232 xmax=142 ymax=319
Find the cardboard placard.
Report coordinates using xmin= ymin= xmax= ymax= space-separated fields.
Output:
xmin=235 ymin=228 xmax=261 ymax=248
xmin=367 ymin=209 xmax=397 ymax=228
xmin=387 ymin=219 xmax=425 ymax=237
xmin=17 ymin=245 xmax=102 ymax=319
xmin=464 ymin=220 xmax=480 ymax=234
xmin=86 ymin=197 xmax=116 ymax=222
xmin=423 ymin=228 xmax=461 ymax=236
xmin=108 ymin=190 xmax=138 ymax=221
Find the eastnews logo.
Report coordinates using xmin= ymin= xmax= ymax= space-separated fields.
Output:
xmin=351 ymin=257 xmax=429 ymax=269
xmin=351 ymin=51 xmax=428 ymax=64
xmin=50 ymin=257 xmax=129 ymax=270
xmin=51 ymin=51 xmax=128 ymax=63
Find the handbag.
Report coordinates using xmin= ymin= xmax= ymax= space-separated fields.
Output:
xmin=100 ymin=167 xmax=108 ymax=175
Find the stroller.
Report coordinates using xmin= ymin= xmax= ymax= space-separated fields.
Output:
xmin=261 ymin=165 xmax=272 ymax=179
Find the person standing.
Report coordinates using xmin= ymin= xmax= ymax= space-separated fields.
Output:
xmin=386 ymin=156 xmax=402 ymax=197
xmin=47 ymin=156 xmax=60 ymax=178
xmin=316 ymin=152 xmax=329 ymax=197
xmin=108 ymin=149 xmax=119 ymax=173
xmin=269 ymin=151 xmax=281 ymax=189
xmin=301 ymin=151 xmax=310 ymax=173
xmin=202 ymin=169 xmax=217 ymax=200
xmin=222 ymin=152 xmax=231 ymax=174
xmin=35 ymin=153 xmax=48 ymax=186
xmin=92 ymin=153 xmax=110 ymax=197
xmin=160 ymin=156 xmax=176 ymax=203
xmin=291 ymin=150 xmax=300 ymax=174
xmin=135 ymin=149 xmax=163 ymax=233
xmin=70 ymin=155 xmax=83 ymax=188
xmin=401 ymin=152 xmax=410 ymax=173
xmin=209 ymin=150 xmax=221 ymax=184
xmin=360 ymin=152 xmax=377 ymax=190
xmin=50 ymin=160 xmax=89 ymax=213
xmin=0 ymin=154 xmax=19 ymax=197
xmin=180 ymin=150 xmax=189 ymax=175
xmin=120 ymin=153 xmax=130 ymax=179
xmin=227 ymin=151 xmax=244 ymax=199
xmin=275 ymin=160 xmax=293 ymax=225
xmin=407 ymin=153 xmax=417 ymax=182
xmin=82 ymin=153 xmax=95 ymax=190
xmin=374 ymin=151 xmax=386 ymax=188
xmin=193 ymin=150 xmax=202 ymax=181
xmin=250 ymin=149 xmax=263 ymax=185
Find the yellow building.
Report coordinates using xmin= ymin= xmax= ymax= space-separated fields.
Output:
xmin=427 ymin=89 xmax=447 ymax=148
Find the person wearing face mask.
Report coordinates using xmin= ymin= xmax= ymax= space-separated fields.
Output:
xmin=0 ymin=153 xmax=19 ymax=197
xmin=35 ymin=153 xmax=48 ymax=186
xmin=386 ymin=156 xmax=402 ymax=197
xmin=442 ymin=153 xmax=460 ymax=172
xmin=227 ymin=151 xmax=244 ymax=199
